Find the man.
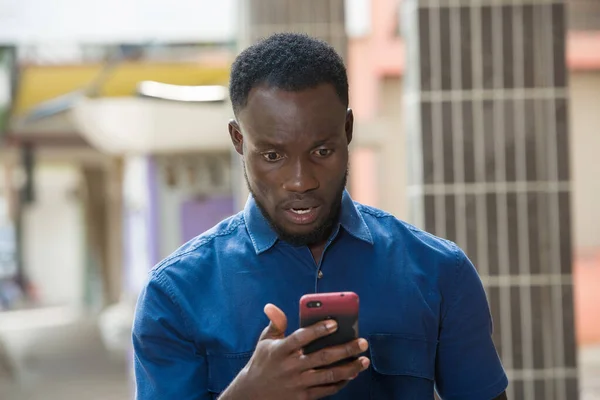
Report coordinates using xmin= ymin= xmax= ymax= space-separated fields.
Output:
xmin=133 ymin=33 xmax=508 ymax=399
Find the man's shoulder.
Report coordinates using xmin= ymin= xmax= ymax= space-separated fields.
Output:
xmin=355 ymin=202 xmax=470 ymax=293
xmin=150 ymin=211 xmax=249 ymax=277
xmin=355 ymin=202 xmax=460 ymax=260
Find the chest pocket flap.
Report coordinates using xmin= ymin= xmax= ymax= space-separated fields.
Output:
xmin=369 ymin=333 xmax=437 ymax=380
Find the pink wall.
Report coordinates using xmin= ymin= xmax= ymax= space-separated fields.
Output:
xmin=347 ymin=0 xmax=403 ymax=207
xmin=574 ymin=252 xmax=600 ymax=345
xmin=349 ymin=148 xmax=378 ymax=207
xmin=348 ymin=0 xmax=600 ymax=120
xmin=348 ymin=0 xmax=404 ymax=121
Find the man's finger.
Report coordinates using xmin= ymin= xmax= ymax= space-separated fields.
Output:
xmin=303 ymin=357 xmax=370 ymax=387
xmin=281 ymin=319 xmax=338 ymax=353
xmin=300 ymin=338 xmax=369 ymax=370
xmin=258 ymin=303 xmax=288 ymax=341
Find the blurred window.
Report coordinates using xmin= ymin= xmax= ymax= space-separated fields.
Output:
xmin=569 ymin=0 xmax=600 ymax=31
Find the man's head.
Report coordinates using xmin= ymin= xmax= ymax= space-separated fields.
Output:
xmin=228 ymin=33 xmax=353 ymax=246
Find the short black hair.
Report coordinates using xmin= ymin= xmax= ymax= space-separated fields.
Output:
xmin=229 ymin=33 xmax=349 ymax=116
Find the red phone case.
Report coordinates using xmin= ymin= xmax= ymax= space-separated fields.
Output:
xmin=299 ymin=292 xmax=359 ymax=363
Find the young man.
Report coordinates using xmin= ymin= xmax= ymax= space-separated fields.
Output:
xmin=133 ymin=33 xmax=508 ymax=399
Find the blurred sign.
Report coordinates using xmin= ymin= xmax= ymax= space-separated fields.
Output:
xmin=0 ymin=197 xmax=16 ymax=279
xmin=569 ymin=0 xmax=600 ymax=31
xmin=0 ymin=49 xmax=16 ymax=280
xmin=0 ymin=47 xmax=15 ymax=138
xmin=345 ymin=0 xmax=371 ymax=38
xmin=123 ymin=156 xmax=153 ymax=295
xmin=0 ymin=0 xmax=237 ymax=44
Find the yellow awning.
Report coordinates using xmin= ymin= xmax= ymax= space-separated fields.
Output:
xmin=14 ymin=62 xmax=231 ymax=115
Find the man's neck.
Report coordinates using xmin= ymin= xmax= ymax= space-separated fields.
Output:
xmin=308 ymin=241 xmax=327 ymax=264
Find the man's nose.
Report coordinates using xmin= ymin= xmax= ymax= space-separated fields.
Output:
xmin=282 ymin=158 xmax=319 ymax=193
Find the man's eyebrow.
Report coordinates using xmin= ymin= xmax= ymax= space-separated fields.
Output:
xmin=311 ymin=137 xmax=336 ymax=147
xmin=252 ymin=132 xmax=339 ymax=150
xmin=252 ymin=140 xmax=283 ymax=149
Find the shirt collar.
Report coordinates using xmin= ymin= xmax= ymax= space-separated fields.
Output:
xmin=243 ymin=189 xmax=374 ymax=255
xmin=243 ymin=195 xmax=279 ymax=255
xmin=338 ymin=189 xmax=374 ymax=245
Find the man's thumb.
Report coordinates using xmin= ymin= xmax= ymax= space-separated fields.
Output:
xmin=259 ymin=303 xmax=287 ymax=340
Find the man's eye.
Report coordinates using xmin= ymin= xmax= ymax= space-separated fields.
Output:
xmin=262 ymin=152 xmax=283 ymax=162
xmin=314 ymin=149 xmax=332 ymax=157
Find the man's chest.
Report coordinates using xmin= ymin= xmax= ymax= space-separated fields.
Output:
xmin=191 ymin=255 xmax=441 ymax=399
xmin=189 ymin=246 xmax=442 ymax=353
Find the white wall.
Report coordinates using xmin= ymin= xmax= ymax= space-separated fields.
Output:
xmin=569 ymin=71 xmax=600 ymax=251
xmin=22 ymin=164 xmax=85 ymax=306
xmin=0 ymin=0 xmax=236 ymax=44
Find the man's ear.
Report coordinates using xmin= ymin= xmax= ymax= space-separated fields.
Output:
xmin=228 ymin=120 xmax=244 ymax=155
xmin=345 ymin=108 xmax=354 ymax=145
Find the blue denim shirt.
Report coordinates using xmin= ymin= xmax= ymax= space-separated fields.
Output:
xmin=133 ymin=190 xmax=508 ymax=399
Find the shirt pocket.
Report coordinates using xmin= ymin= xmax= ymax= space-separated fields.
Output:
xmin=368 ymin=333 xmax=437 ymax=400
xmin=206 ymin=351 xmax=253 ymax=397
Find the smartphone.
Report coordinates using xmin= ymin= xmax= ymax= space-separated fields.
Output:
xmin=299 ymin=291 xmax=359 ymax=366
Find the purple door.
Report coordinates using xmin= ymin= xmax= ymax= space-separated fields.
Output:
xmin=180 ymin=196 xmax=235 ymax=243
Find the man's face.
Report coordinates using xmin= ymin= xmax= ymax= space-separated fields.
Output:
xmin=229 ymin=84 xmax=353 ymax=246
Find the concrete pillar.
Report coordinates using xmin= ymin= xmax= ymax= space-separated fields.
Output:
xmin=240 ymin=0 xmax=347 ymax=58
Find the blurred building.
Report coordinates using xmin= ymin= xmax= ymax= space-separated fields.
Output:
xmin=346 ymin=1 xmax=600 ymax=398
xmin=0 ymin=1 xmax=599 ymax=399
xmin=0 ymin=43 xmax=235 ymax=309
xmin=345 ymin=0 xmax=600 ymax=349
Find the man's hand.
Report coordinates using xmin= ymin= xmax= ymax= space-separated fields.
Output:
xmin=220 ymin=303 xmax=370 ymax=400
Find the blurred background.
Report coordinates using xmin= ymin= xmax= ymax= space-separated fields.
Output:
xmin=0 ymin=0 xmax=598 ymax=399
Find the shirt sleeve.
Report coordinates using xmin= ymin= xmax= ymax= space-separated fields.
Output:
xmin=434 ymin=250 xmax=508 ymax=400
xmin=132 ymin=271 xmax=211 ymax=400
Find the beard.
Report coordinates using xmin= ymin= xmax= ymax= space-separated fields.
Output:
xmin=244 ymin=165 xmax=348 ymax=246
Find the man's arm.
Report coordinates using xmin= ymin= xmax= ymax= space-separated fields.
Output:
xmin=133 ymin=271 xmax=210 ymax=400
xmin=494 ymin=391 xmax=508 ymax=399
xmin=434 ymin=249 xmax=509 ymax=400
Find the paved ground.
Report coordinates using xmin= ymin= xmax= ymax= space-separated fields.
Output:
xmin=0 ymin=307 xmax=599 ymax=400
xmin=0 ymin=307 xmax=130 ymax=400
xmin=580 ymin=344 xmax=600 ymax=400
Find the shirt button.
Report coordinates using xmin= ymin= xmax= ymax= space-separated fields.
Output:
xmin=318 ymin=270 xmax=324 ymax=279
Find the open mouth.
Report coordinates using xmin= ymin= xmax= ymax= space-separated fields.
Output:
xmin=284 ymin=206 xmax=320 ymax=225
xmin=290 ymin=207 xmax=314 ymax=215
